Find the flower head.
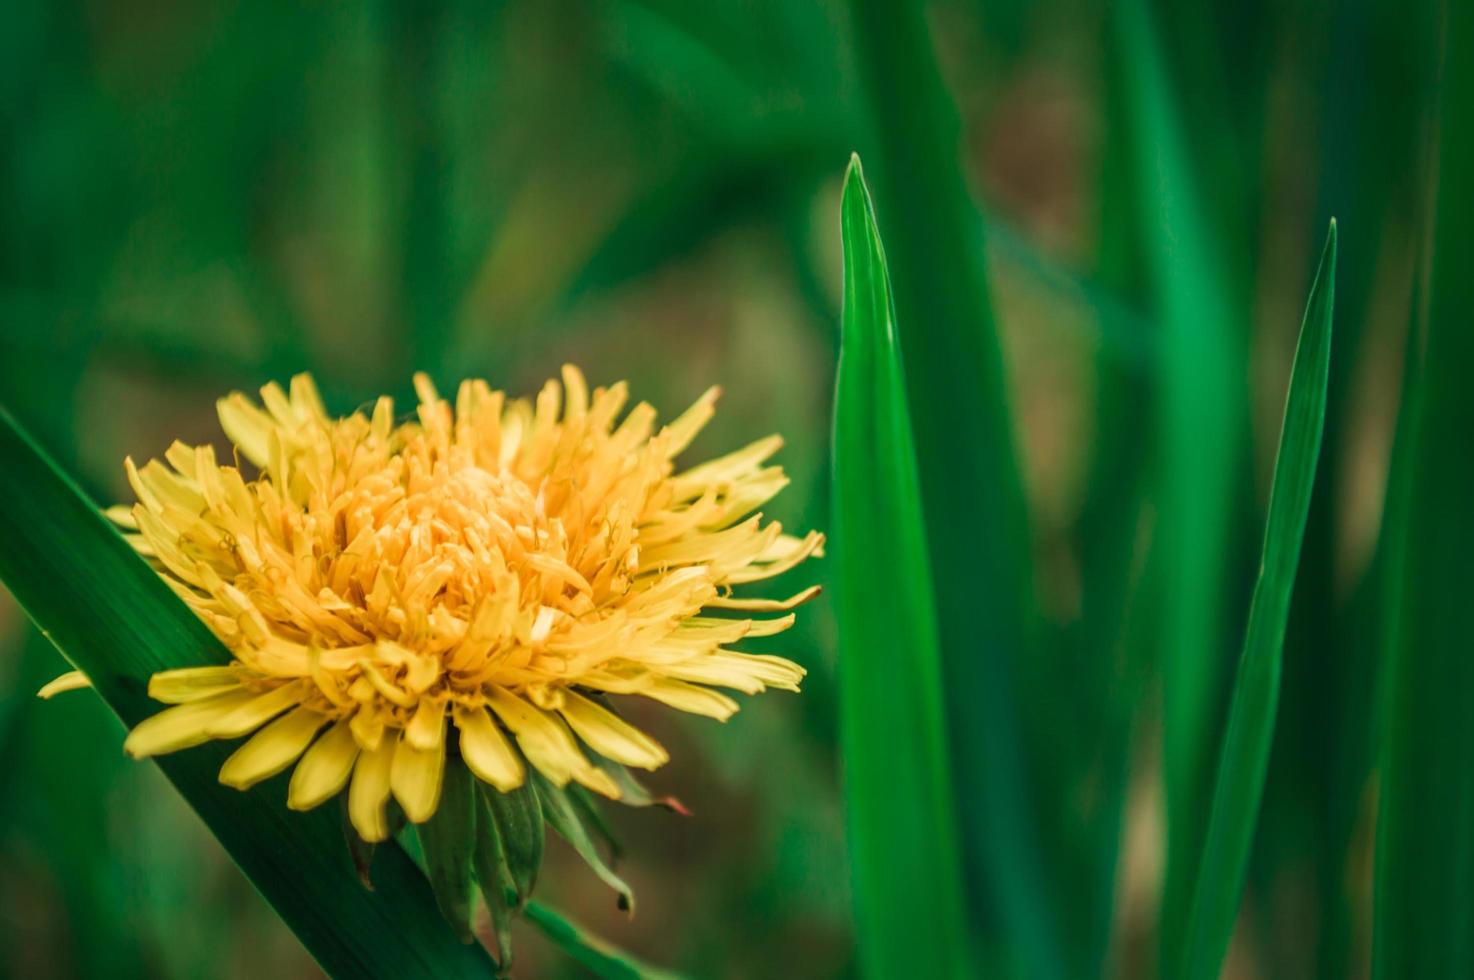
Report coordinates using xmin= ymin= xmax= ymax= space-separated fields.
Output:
xmin=108 ymin=367 xmax=820 ymax=841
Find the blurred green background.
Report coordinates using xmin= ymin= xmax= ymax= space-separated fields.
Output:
xmin=0 ymin=0 xmax=1440 ymax=977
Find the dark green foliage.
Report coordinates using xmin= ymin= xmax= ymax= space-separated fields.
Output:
xmin=1373 ymin=1 xmax=1474 ymax=972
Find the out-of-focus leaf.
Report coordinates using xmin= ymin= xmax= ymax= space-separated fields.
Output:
xmin=1182 ymin=223 xmax=1337 ymax=979
xmin=1373 ymin=2 xmax=1474 ymax=971
xmin=0 ymin=404 xmax=499 ymax=979
xmin=832 ymin=155 xmax=971 ymax=980
xmin=1113 ymin=0 xmax=1250 ymax=962
xmin=1271 ymin=3 xmax=1439 ymax=976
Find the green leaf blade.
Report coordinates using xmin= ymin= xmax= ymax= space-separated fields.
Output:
xmin=0 ymin=405 xmax=498 ymax=979
xmin=1181 ymin=222 xmax=1337 ymax=980
xmin=832 ymin=155 xmax=971 ymax=980
xmin=1373 ymin=1 xmax=1474 ymax=971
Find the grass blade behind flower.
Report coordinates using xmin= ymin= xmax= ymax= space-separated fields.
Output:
xmin=833 ymin=155 xmax=971 ymax=979
xmin=1181 ymin=222 xmax=1337 ymax=979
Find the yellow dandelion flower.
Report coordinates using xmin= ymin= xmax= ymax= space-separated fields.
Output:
xmin=82 ymin=367 xmax=820 ymax=843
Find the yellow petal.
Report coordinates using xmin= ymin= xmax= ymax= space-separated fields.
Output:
xmin=123 ymin=688 xmax=258 ymax=758
xmin=219 ymin=707 xmax=328 ymax=790
xmin=104 ymin=505 xmax=137 ymax=529
xmin=558 ymin=691 xmax=668 ymax=770
xmin=670 ymin=434 xmax=783 ymax=498
xmin=725 ymin=530 xmax=825 ymax=584
xmin=404 ymin=698 xmax=446 ymax=751
xmin=348 ymin=731 xmax=398 ymax=842
xmin=390 ymin=729 xmax=445 ymax=824
xmin=216 ymin=393 xmax=274 ymax=466
xmin=204 ymin=683 xmax=303 ymax=739
xmin=453 ymin=705 xmax=525 ymax=791
xmin=289 ymin=373 xmax=328 ymax=421
xmin=37 ymin=671 xmax=90 ymax=699
xmin=706 ymin=584 xmax=821 ymax=612
xmin=288 ymin=719 xmax=360 ymax=810
xmin=661 ymin=651 xmax=806 ymax=694
xmin=488 ymin=687 xmax=594 ymax=787
xmin=571 ymin=762 xmax=621 ymax=800
xmin=148 ymin=666 xmax=242 ymax=704
xmin=634 ymin=678 xmax=739 ymax=721
xmin=661 ymin=385 xmax=720 ymax=456
xmin=350 ymin=707 xmax=386 ymax=752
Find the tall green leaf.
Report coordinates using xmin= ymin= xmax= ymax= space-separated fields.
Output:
xmin=1113 ymin=0 xmax=1250 ymax=962
xmin=833 ymin=156 xmax=971 ymax=979
xmin=846 ymin=1 xmax=1060 ymax=971
xmin=1182 ymin=222 xmax=1337 ymax=980
xmin=0 ymin=405 xmax=497 ymax=978
xmin=1373 ymin=1 xmax=1474 ymax=971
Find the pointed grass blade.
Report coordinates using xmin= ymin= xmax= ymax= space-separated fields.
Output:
xmin=1181 ymin=222 xmax=1337 ymax=979
xmin=1374 ymin=2 xmax=1474 ymax=969
xmin=846 ymin=1 xmax=1061 ymax=968
xmin=832 ymin=155 xmax=971 ymax=979
xmin=0 ymin=405 xmax=498 ymax=978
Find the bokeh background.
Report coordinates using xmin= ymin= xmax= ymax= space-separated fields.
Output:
xmin=0 ymin=0 xmax=1436 ymax=977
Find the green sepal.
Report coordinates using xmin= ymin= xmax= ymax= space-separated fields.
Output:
xmin=341 ymin=795 xmax=407 ymax=889
xmin=473 ymin=791 xmax=520 ymax=974
xmin=420 ymin=761 xmax=477 ymax=943
xmin=532 ymin=772 xmax=634 ymax=912
xmin=570 ymin=785 xmax=623 ymax=863
xmin=589 ymin=756 xmax=690 ymax=815
xmin=482 ymin=780 xmax=544 ymax=904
